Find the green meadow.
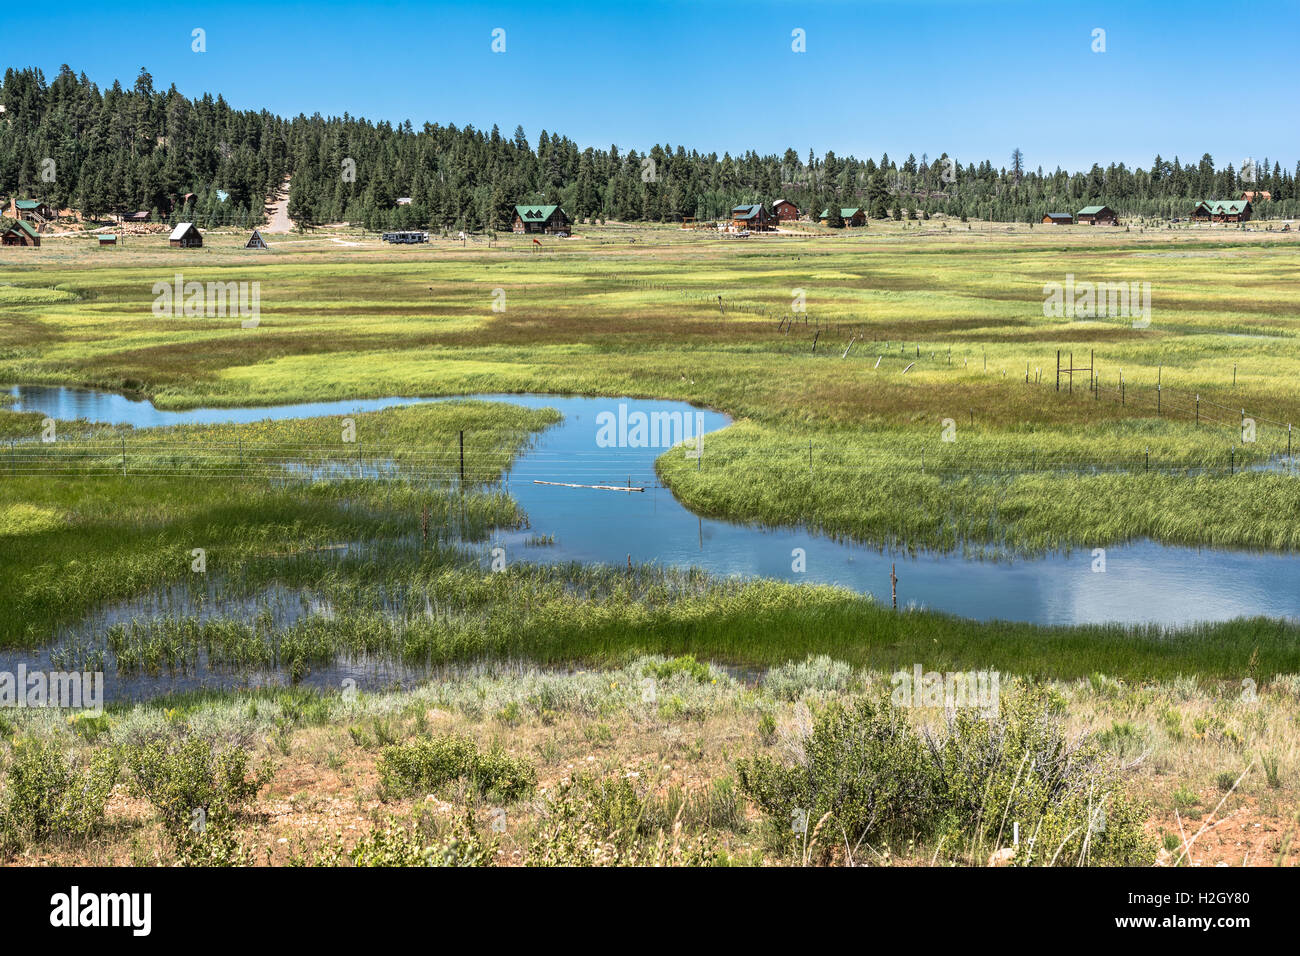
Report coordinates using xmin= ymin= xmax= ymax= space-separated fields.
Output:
xmin=0 ymin=222 xmax=1298 ymax=675
xmin=3 ymin=222 xmax=1298 ymax=553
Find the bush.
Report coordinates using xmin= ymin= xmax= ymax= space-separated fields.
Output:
xmin=0 ymin=739 xmax=119 ymax=851
xmin=736 ymin=688 xmax=1153 ymax=865
xmin=736 ymin=695 xmax=936 ymax=857
xmin=762 ymin=655 xmax=856 ymax=701
xmin=929 ymin=690 xmax=1151 ymax=866
xmin=525 ymin=779 xmax=717 ymax=867
xmin=302 ymin=811 xmax=497 ymax=867
xmin=124 ymin=737 xmax=272 ymax=838
xmin=644 ymin=655 xmax=713 ymax=684
xmin=378 ymin=735 xmax=535 ymax=801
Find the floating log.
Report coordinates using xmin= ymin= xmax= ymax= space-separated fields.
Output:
xmin=533 ymin=480 xmax=645 ymax=492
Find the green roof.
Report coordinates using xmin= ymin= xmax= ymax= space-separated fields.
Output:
xmin=514 ymin=204 xmax=562 ymax=221
xmin=732 ymin=204 xmax=766 ymax=219
xmin=1077 ymin=205 xmax=1112 ymax=215
xmin=1198 ymin=199 xmax=1250 ymax=214
xmin=15 ymin=199 xmax=43 ymax=210
xmin=818 ymin=207 xmax=864 ymax=218
xmin=11 ymin=220 xmax=38 ymax=238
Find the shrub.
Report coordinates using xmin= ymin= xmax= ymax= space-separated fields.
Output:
xmin=762 ymin=655 xmax=856 ymax=701
xmin=644 ymin=655 xmax=713 ymax=684
xmin=0 ymin=739 xmax=119 ymax=851
xmin=378 ymin=735 xmax=535 ymax=801
xmin=124 ymin=737 xmax=272 ymax=838
xmin=736 ymin=694 xmax=937 ymax=857
xmin=736 ymin=688 xmax=1153 ymax=866
xmin=525 ymin=780 xmax=717 ymax=867
xmin=303 ymin=812 xmax=497 ymax=867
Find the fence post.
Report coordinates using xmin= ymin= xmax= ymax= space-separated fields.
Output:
xmin=459 ymin=430 xmax=465 ymax=485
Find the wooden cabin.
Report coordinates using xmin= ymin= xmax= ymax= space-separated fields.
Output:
xmin=772 ymin=199 xmax=800 ymax=222
xmin=1241 ymin=191 xmax=1271 ymax=203
xmin=168 ymin=222 xmax=203 ymax=248
xmin=512 ymin=204 xmax=571 ymax=235
xmin=1192 ymin=200 xmax=1253 ymax=223
xmin=1076 ymin=205 xmax=1118 ymax=226
xmin=96 ymin=233 xmax=118 ymax=246
xmin=1042 ymin=212 xmax=1074 ymax=225
xmin=731 ymin=204 xmax=774 ymax=231
xmin=121 ymin=210 xmax=151 ymax=223
xmin=245 ymin=229 xmax=268 ymax=249
xmin=1 ymin=221 xmax=40 ymax=247
xmin=9 ymin=198 xmax=53 ymax=223
xmin=819 ymin=207 xmax=867 ymax=227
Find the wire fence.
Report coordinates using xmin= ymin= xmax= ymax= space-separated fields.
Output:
xmin=4 ymin=431 xmax=1295 ymax=485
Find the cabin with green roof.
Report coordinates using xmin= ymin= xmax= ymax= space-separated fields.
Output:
xmin=731 ymin=203 xmax=773 ymax=231
xmin=512 ymin=204 xmax=571 ymax=235
xmin=1076 ymin=205 xmax=1118 ymax=225
xmin=1193 ymin=199 xmax=1252 ymax=223
xmin=1 ymin=220 xmax=40 ymax=247
xmin=8 ymin=198 xmax=54 ymax=222
xmin=818 ymin=207 xmax=867 ymax=227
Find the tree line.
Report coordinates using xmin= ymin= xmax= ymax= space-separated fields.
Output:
xmin=2 ymin=65 xmax=1297 ymax=231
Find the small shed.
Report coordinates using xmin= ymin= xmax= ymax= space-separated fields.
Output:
xmin=169 ymin=222 xmax=203 ymax=248
xmin=245 ymin=229 xmax=268 ymax=249
xmin=1042 ymin=213 xmax=1073 ymax=225
xmin=96 ymin=233 xmax=119 ymax=246
xmin=1076 ymin=205 xmax=1118 ymax=225
xmin=1 ymin=221 xmax=40 ymax=247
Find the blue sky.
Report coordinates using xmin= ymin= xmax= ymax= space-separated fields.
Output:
xmin=7 ymin=0 xmax=1297 ymax=172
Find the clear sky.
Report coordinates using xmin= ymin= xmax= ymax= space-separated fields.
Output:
xmin=6 ymin=0 xmax=1297 ymax=173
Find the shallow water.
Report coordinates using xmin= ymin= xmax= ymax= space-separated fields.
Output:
xmin=9 ymin=384 xmax=1300 ymax=633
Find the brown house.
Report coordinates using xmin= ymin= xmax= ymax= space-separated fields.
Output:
xmin=8 ymin=198 xmax=54 ymax=222
xmin=1240 ymin=191 xmax=1271 ymax=203
xmin=1076 ymin=205 xmax=1118 ymax=225
xmin=2 ymin=221 xmax=40 ymax=247
xmin=169 ymin=222 xmax=203 ymax=248
xmin=1042 ymin=213 xmax=1073 ymax=225
xmin=1192 ymin=200 xmax=1252 ymax=223
xmin=512 ymin=204 xmax=571 ymax=235
xmin=772 ymin=199 xmax=800 ymax=222
xmin=731 ymin=203 xmax=774 ymax=231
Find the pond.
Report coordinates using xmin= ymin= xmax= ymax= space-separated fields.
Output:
xmin=8 ymin=384 xmax=1300 ymax=634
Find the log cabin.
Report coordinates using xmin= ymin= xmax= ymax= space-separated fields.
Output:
xmin=512 ymin=205 xmax=571 ymax=235
xmin=731 ymin=203 xmax=774 ymax=231
xmin=168 ymin=222 xmax=203 ymax=247
xmin=1076 ymin=205 xmax=1118 ymax=225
